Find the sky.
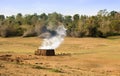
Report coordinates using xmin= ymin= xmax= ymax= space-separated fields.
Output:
xmin=0 ymin=0 xmax=120 ymax=16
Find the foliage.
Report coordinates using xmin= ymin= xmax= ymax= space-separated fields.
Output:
xmin=0 ymin=9 xmax=120 ymax=37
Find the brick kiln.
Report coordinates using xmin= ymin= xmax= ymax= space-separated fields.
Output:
xmin=35 ymin=49 xmax=55 ymax=56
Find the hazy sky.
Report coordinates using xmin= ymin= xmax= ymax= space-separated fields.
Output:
xmin=0 ymin=0 xmax=120 ymax=16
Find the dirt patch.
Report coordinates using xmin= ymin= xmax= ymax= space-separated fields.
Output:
xmin=0 ymin=53 xmax=120 ymax=76
xmin=0 ymin=53 xmax=39 ymax=64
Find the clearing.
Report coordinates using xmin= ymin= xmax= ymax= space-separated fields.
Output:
xmin=0 ymin=36 xmax=120 ymax=76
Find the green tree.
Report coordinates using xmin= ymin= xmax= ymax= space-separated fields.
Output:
xmin=39 ymin=13 xmax=48 ymax=20
xmin=31 ymin=13 xmax=39 ymax=25
xmin=16 ymin=13 xmax=23 ymax=25
xmin=97 ymin=9 xmax=108 ymax=16
xmin=0 ymin=15 xmax=5 ymax=21
xmin=24 ymin=15 xmax=32 ymax=25
xmin=47 ymin=12 xmax=63 ymax=30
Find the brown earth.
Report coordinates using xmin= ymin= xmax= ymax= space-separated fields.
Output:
xmin=0 ymin=37 xmax=120 ymax=76
xmin=0 ymin=53 xmax=120 ymax=76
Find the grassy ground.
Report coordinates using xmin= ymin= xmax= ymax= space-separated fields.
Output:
xmin=0 ymin=36 xmax=120 ymax=76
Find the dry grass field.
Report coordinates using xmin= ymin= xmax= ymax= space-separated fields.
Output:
xmin=0 ymin=36 xmax=120 ymax=76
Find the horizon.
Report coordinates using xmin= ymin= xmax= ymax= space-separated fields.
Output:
xmin=0 ymin=0 xmax=120 ymax=16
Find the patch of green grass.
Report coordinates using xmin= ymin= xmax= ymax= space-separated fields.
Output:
xmin=33 ymin=65 xmax=45 ymax=69
xmin=32 ymin=65 xmax=63 ymax=73
xmin=49 ymin=68 xmax=63 ymax=73
xmin=107 ymin=36 xmax=120 ymax=40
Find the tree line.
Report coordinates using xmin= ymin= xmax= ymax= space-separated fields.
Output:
xmin=0 ymin=9 xmax=120 ymax=38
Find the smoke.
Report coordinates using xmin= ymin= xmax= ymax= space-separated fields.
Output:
xmin=39 ymin=25 xmax=66 ymax=49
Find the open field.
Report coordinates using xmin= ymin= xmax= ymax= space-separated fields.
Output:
xmin=0 ymin=36 xmax=120 ymax=76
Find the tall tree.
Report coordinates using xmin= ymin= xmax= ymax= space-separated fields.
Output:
xmin=16 ymin=13 xmax=23 ymax=25
xmin=47 ymin=12 xmax=63 ymax=30
xmin=0 ymin=15 xmax=5 ymax=21
xmin=40 ymin=13 xmax=48 ymax=20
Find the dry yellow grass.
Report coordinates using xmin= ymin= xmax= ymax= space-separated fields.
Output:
xmin=0 ymin=36 xmax=120 ymax=76
xmin=0 ymin=37 xmax=116 ymax=53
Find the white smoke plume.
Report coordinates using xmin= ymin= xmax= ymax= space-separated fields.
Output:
xmin=39 ymin=25 xmax=66 ymax=49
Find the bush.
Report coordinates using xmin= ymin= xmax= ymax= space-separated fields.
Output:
xmin=22 ymin=26 xmax=37 ymax=37
xmin=0 ymin=26 xmax=10 ymax=37
xmin=0 ymin=25 xmax=24 ymax=37
xmin=0 ymin=29 xmax=7 ymax=37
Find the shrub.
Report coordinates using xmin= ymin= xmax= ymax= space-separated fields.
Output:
xmin=0 ymin=25 xmax=24 ymax=37
xmin=22 ymin=25 xmax=37 ymax=37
